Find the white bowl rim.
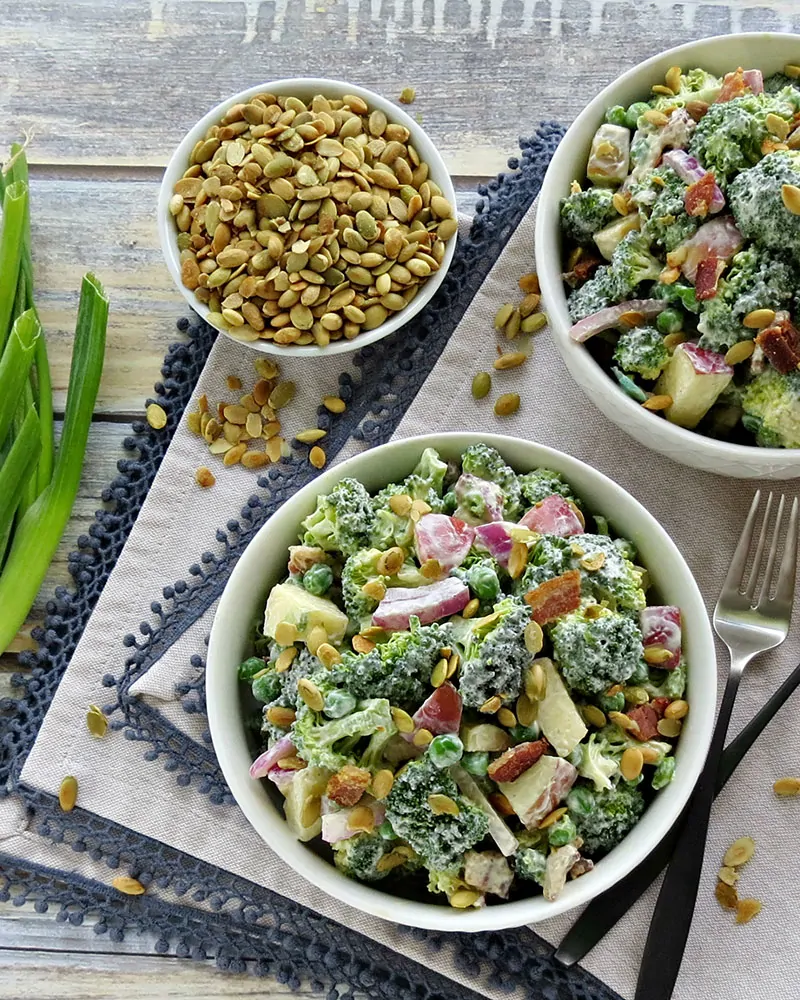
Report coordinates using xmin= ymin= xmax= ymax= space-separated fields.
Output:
xmin=206 ymin=431 xmax=716 ymax=931
xmin=535 ymin=32 xmax=800 ymax=471
xmin=157 ymin=77 xmax=458 ymax=359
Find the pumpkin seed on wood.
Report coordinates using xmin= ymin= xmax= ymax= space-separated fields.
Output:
xmin=112 ymin=876 xmax=146 ymax=896
xmin=146 ymin=403 xmax=167 ymax=430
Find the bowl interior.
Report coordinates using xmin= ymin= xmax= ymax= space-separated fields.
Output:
xmin=535 ymin=32 xmax=800 ymax=477
xmin=206 ymin=432 xmax=716 ymax=931
xmin=158 ymin=77 xmax=458 ymax=358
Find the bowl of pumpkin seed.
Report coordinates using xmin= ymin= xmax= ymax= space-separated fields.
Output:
xmin=158 ymin=79 xmax=459 ymax=356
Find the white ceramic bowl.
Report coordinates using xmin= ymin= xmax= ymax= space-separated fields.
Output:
xmin=206 ymin=432 xmax=716 ymax=931
xmin=158 ymin=78 xmax=457 ymax=358
xmin=536 ymin=33 xmax=800 ymax=479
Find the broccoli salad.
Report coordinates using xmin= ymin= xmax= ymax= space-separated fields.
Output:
xmin=560 ymin=64 xmax=800 ymax=448
xmin=238 ymin=444 xmax=688 ymax=909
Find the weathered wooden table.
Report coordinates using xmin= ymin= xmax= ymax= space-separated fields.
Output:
xmin=1 ymin=1 xmax=795 ymax=995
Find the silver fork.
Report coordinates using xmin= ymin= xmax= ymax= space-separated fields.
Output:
xmin=635 ymin=490 xmax=799 ymax=1000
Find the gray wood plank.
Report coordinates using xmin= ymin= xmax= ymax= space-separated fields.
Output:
xmin=4 ymin=1 xmax=793 ymax=176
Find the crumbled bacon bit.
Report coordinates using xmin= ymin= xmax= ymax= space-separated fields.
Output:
xmin=326 ymin=765 xmax=371 ymax=807
xmin=685 ymin=172 xmax=719 ymax=218
xmin=756 ymin=312 xmax=800 ymax=374
xmin=715 ymin=68 xmax=749 ymax=103
xmin=487 ymin=739 xmax=550 ymax=783
xmin=695 ymin=255 xmax=725 ymax=300
xmin=626 ymin=703 xmax=660 ymax=741
xmin=524 ymin=570 xmax=582 ymax=624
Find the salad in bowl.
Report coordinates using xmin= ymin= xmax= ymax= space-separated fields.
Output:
xmin=559 ymin=61 xmax=800 ymax=448
xmin=235 ymin=443 xmax=691 ymax=910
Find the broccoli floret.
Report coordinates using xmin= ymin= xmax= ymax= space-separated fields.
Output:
xmin=455 ymin=598 xmax=532 ymax=708
xmin=547 ymin=812 xmax=579 ymax=848
xmin=291 ymin=694 xmax=397 ymax=772
xmin=608 ymin=232 xmax=663 ymax=294
xmin=636 ymin=166 xmax=700 ymax=252
xmin=327 ymin=618 xmax=451 ymax=709
xmin=697 ymin=246 xmax=796 ymax=351
xmin=742 ymin=367 xmax=800 ymax=448
xmin=598 ymin=723 xmax=673 ymax=764
xmin=340 ymin=547 xmax=427 ymax=622
xmin=560 ymin=186 xmax=617 ymax=245
xmin=370 ymin=475 xmax=445 ymax=551
xmin=652 ymin=278 xmax=701 ymax=314
xmin=652 ymin=755 xmax=676 ymax=790
xmin=689 ymin=92 xmax=796 ymax=187
xmin=567 ymin=264 xmax=622 ymax=322
xmin=413 ymin=447 xmax=449 ymax=494
xmin=571 ymin=733 xmax=620 ymax=791
xmin=453 ymin=474 xmax=506 ymax=525
xmin=613 ymin=324 xmax=670 ymax=380
xmin=460 ymin=443 xmax=522 ymax=519
xmin=513 ymin=846 xmax=548 ymax=885
xmin=514 ymin=535 xmax=575 ymax=596
xmin=567 ymin=781 xmax=645 ymax=856
xmin=332 ymin=832 xmax=396 ymax=882
xmin=518 ymin=468 xmax=580 ymax=508
xmin=763 ymin=74 xmax=800 ymax=107
xmin=257 ymin=647 xmax=321 ymax=742
xmin=452 ymin=556 xmax=502 ymax=613
xmin=728 ymin=150 xmax=800 ymax=261
xmin=301 ymin=478 xmax=375 ymax=557
xmin=385 ymin=756 xmax=489 ymax=871
xmin=551 ymin=606 xmax=644 ymax=696
xmin=650 ymin=67 xmax=723 ymax=110
xmin=643 ymin=662 xmax=687 ymax=700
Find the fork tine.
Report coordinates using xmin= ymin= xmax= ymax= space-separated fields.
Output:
xmin=745 ymin=492 xmax=774 ymax=599
xmin=721 ymin=490 xmax=761 ymax=596
xmin=770 ymin=496 xmax=799 ymax=611
xmin=756 ymin=494 xmax=784 ymax=607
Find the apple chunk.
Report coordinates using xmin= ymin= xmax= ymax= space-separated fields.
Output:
xmin=654 ymin=342 xmax=733 ymax=429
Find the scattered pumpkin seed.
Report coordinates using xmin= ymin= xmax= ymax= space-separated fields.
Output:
xmin=497 ymin=707 xmax=517 ymax=728
xmin=391 ymin=706 xmax=415 ymax=733
xmin=449 ymin=889 xmax=482 ymax=908
xmin=782 ymin=183 xmax=800 ymax=215
xmin=413 ymin=727 xmax=434 ymax=747
xmin=297 ymin=677 xmax=325 ymax=711
xmin=372 ymin=769 xmax=395 ymax=799
xmin=462 ymin=598 xmax=480 ymax=619
xmin=266 ymin=705 xmax=296 ymax=727
xmin=620 ymin=747 xmax=644 ymax=782
xmin=724 ymin=836 xmax=756 ymax=868
xmin=428 ymin=793 xmax=460 ymax=816
xmin=538 ymin=806 xmax=568 ymax=829
xmin=494 ymin=304 xmax=514 ymax=330
xmin=523 ymin=620 xmax=543 ymax=655
xmin=657 ymin=717 xmax=682 ymax=738
xmin=146 ymin=403 xmax=167 ymax=430
xmin=718 ymin=866 xmax=739 ymax=887
xmin=494 ymin=393 xmax=520 ymax=416
xmin=525 ymin=661 xmax=547 ymax=702
xmin=664 ymin=699 xmax=689 ymax=720
xmin=582 ymin=704 xmax=606 ymax=728
xmin=59 ymin=775 xmax=78 ymax=812
xmin=494 ymin=351 xmax=527 ymax=371
xmin=112 ymin=876 xmax=146 ymax=896
xmin=399 ymin=87 xmax=416 ymax=104
xmin=773 ymin=776 xmax=800 ymax=796
xmin=86 ymin=705 xmax=108 ymax=738
xmin=725 ymin=340 xmax=756 ymax=365
xmin=309 ymin=446 xmax=326 ymax=469
xmin=735 ymin=898 xmax=762 ymax=924
xmin=322 ymin=395 xmax=346 ymax=413
xmin=516 ymin=694 xmax=537 ymax=727
xmin=472 ymin=371 xmax=492 ymax=399
xmin=479 ymin=695 xmax=502 ymax=714
xmin=715 ymin=880 xmax=739 ymax=910
xmin=195 ymin=465 xmax=216 ymax=488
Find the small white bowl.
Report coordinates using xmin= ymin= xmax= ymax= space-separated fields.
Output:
xmin=158 ymin=78 xmax=457 ymax=358
xmin=536 ymin=33 xmax=800 ymax=479
xmin=206 ymin=432 xmax=716 ymax=931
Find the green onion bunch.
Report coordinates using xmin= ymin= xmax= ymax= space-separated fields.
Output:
xmin=0 ymin=144 xmax=108 ymax=653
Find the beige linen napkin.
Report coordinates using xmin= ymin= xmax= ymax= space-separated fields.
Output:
xmin=11 ymin=201 xmax=800 ymax=1000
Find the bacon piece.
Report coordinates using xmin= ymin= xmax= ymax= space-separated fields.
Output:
xmin=662 ymin=150 xmax=725 ymax=213
xmin=524 ymin=570 xmax=582 ymax=624
xmin=473 ymin=521 xmax=516 ymax=567
xmin=756 ymin=312 xmax=800 ymax=375
xmin=685 ymin=171 xmax=719 ymax=218
xmin=680 ymin=216 xmax=743 ymax=283
xmin=742 ymin=69 xmax=764 ymax=95
xmin=464 ymin=850 xmax=514 ymax=898
xmin=520 ymin=495 xmax=583 ymax=537
xmin=414 ymin=513 xmax=475 ymax=570
xmin=411 ymin=682 xmax=462 ymax=737
xmin=627 ymin=703 xmax=660 ymax=741
xmin=564 ymin=251 xmax=604 ymax=288
xmin=651 ymin=697 xmax=671 ymax=719
xmin=326 ymin=765 xmax=371 ymax=808
xmin=640 ymin=605 xmax=682 ymax=670
xmin=487 ymin=739 xmax=550 ymax=783
xmin=715 ymin=67 xmax=749 ymax=103
xmin=372 ymin=577 xmax=470 ymax=630
xmin=695 ymin=256 xmax=725 ymax=300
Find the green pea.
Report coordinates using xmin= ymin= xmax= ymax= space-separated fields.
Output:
xmin=656 ymin=307 xmax=684 ymax=335
xmin=612 ymin=366 xmax=647 ymax=404
xmin=378 ymin=819 xmax=397 ymax=839
xmin=461 ymin=751 xmax=489 ymax=776
xmin=302 ymin=562 xmax=334 ymax=596
xmin=324 ymin=689 xmax=356 ymax=719
xmin=652 ymin=755 xmax=676 ymax=790
xmin=605 ymin=105 xmax=629 ymax=128
xmin=442 ymin=490 xmax=457 ymax=515
xmin=510 ymin=723 xmax=541 ymax=744
xmin=548 ymin=814 xmax=578 ymax=848
xmin=470 ymin=564 xmax=500 ymax=602
xmin=598 ymin=690 xmax=625 ymax=714
xmin=252 ymin=672 xmax=283 ymax=703
xmin=238 ymin=656 xmax=266 ymax=680
xmin=625 ymin=101 xmax=651 ymax=129
xmin=428 ymin=733 xmax=464 ymax=767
